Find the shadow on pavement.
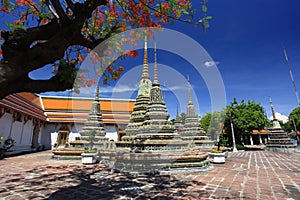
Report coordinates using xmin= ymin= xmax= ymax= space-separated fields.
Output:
xmin=1 ymin=163 xmax=211 ymax=199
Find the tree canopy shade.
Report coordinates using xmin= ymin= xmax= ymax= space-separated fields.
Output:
xmin=223 ymin=98 xmax=270 ymax=145
xmin=0 ymin=0 xmax=211 ymax=99
xmin=288 ymin=107 xmax=300 ymax=131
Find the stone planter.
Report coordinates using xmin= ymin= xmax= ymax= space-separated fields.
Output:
xmin=208 ymin=152 xmax=226 ymax=164
xmin=81 ymin=152 xmax=98 ymax=164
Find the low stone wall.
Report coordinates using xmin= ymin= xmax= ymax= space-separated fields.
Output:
xmin=99 ymin=149 xmax=210 ymax=173
xmin=265 ymin=146 xmax=300 ymax=153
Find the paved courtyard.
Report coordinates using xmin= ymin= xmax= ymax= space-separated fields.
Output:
xmin=0 ymin=150 xmax=299 ymax=200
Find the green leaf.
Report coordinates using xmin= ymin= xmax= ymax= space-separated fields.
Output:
xmin=183 ymin=10 xmax=189 ymax=15
xmin=204 ymin=19 xmax=210 ymax=28
xmin=202 ymin=5 xmax=207 ymax=12
xmin=5 ymin=22 xmax=25 ymax=30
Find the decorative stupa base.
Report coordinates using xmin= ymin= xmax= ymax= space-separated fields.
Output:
xmin=266 ymin=120 xmax=297 ymax=152
xmin=98 ymin=148 xmax=210 ymax=173
xmin=265 ymin=146 xmax=299 ymax=153
xmin=52 ymin=148 xmax=85 ymax=160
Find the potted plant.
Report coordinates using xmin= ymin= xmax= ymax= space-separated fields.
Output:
xmin=81 ymin=149 xmax=98 ymax=164
xmin=208 ymin=149 xmax=226 ymax=164
xmin=208 ymin=137 xmax=226 ymax=163
xmin=81 ymin=131 xmax=98 ymax=164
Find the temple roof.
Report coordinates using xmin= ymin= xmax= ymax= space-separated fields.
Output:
xmin=41 ymin=96 xmax=135 ymax=123
xmin=0 ymin=93 xmax=46 ymax=121
xmin=251 ymin=130 xmax=269 ymax=134
xmin=0 ymin=93 xmax=135 ymax=124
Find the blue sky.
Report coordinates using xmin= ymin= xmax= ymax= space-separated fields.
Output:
xmin=170 ymin=0 xmax=300 ymax=119
xmin=101 ymin=0 xmax=300 ymax=119
xmin=1 ymin=0 xmax=300 ymax=120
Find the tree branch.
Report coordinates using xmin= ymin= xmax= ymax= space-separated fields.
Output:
xmin=44 ymin=0 xmax=60 ymax=19
xmin=0 ymin=0 xmax=113 ymax=99
xmin=49 ymin=0 xmax=70 ymax=23
xmin=74 ymin=25 xmax=119 ymax=50
xmin=16 ymin=76 xmax=73 ymax=95
xmin=65 ymin=0 xmax=75 ymax=12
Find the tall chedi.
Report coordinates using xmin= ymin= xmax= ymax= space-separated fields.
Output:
xmin=137 ymin=41 xmax=177 ymax=140
xmin=182 ymin=76 xmax=205 ymax=140
xmin=266 ymin=97 xmax=296 ymax=152
xmin=80 ymin=82 xmax=107 ymax=143
xmin=174 ymin=105 xmax=184 ymax=134
xmin=125 ymin=36 xmax=152 ymax=136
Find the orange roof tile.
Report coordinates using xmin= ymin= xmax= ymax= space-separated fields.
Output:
xmin=18 ymin=93 xmax=43 ymax=108
xmin=251 ymin=129 xmax=269 ymax=134
xmin=0 ymin=94 xmax=135 ymax=124
xmin=0 ymin=93 xmax=46 ymax=121
xmin=41 ymin=96 xmax=135 ymax=123
xmin=42 ymin=97 xmax=134 ymax=112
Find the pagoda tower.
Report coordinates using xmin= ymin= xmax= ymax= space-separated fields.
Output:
xmin=174 ymin=105 xmax=184 ymax=134
xmin=137 ymin=41 xmax=176 ymax=139
xmin=80 ymin=82 xmax=107 ymax=142
xmin=266 ymin=97 xmax=296 ymax=152
xmin=182 ymin=76 xmax=205 ymax=140
xmin=125 ymin=36 xmax=152 ymax=136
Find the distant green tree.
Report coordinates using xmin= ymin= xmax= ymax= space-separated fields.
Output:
xmin=170 ymin=118 xmax=175 ymax=125
xmin=289 ymin=107 xmax=300 ymax=131
xmin=200 ymin=113 xmax=211 ymax=132
xmin=200 ymin=111 xmax=224 ymax=140
xmin=281 ymin=121 xmax=293 ymax=133
xmin=223 ymin=98 xmax=270 ymax=146
xmin=180 ymin=112 xmax=187 ymax=124
xmin=170 ymin=112 xmax=186 ymax=125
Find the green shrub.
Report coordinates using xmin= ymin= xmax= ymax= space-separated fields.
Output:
xmin=236 ymin=144 xmax=244 ymax=150
xmin=84 ymin=149 xmax=97 ymax=153
xmin=210 ymin=149 xmax=223 ymax=153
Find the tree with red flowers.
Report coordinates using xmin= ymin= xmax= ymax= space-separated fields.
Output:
xmin=0 ymin=0 xmax=211 ymax=99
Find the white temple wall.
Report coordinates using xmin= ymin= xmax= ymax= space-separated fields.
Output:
xmin=0 ymin=112 xmax=13 ymax=140
xmin=105 ymin=124 xmax=118 ymax=141
xmin=44 ymin=124 xmax=58 ymax=149
xmin=40 ymin=124 xmax=54 ymax=150
xmin=50 ymin=123 xmax=82 ymax=148
xmin=69 ymin=123 xmax=83 ymax=143
xmin=50 ymin=123 xmax=121 ymax=147
xmin=69 ymin=124 xmax=81 ymax=143
xmin=21 ymin=120 xmax=33 ymax=146
xmin=50 ymin=132 xmax=58 ymax=149
xmin=0 ymin=113 xmax=36 ymax=153
xmin=12 ymin=119 xmax=33 ymax=152
xmin=11 ymin=121 xmax=23 ymax=145
xmin=68 ymin=132 xmax=81 ymax=143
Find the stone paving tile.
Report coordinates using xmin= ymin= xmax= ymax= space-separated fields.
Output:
xmin=0 ymin=151 xmax=300 ymax=199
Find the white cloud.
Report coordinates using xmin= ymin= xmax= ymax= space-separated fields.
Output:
xmin=40 ymin=90 xmax=73 ymax=96
xmin=270 ymin=112 xmax=289 ymax=123
xmin=204 ymin=60 xmax=220 ymax=67
xmin=101 ymin=84 xmax=138 ymax=93
xmin=161 ymin=85 xmax=187 ymax=92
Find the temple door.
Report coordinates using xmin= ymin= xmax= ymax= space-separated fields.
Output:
xmin=57 ymin=131 xmax=69 ymax=147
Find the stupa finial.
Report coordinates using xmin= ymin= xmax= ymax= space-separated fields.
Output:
xmin=188 ymin=75 xmax=192 ymax=105
xmin=142 ymin=34 xmax=150 ymax=79
xmin=176 ymin=104 xmax=180 ymax=120
xmin=269 ymin=96 xmax=276 ymax=120
xmin=95 ymin=80 xmax=100 ymax=101
xmin=153 ymin=40 xmax=159 ymax=85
